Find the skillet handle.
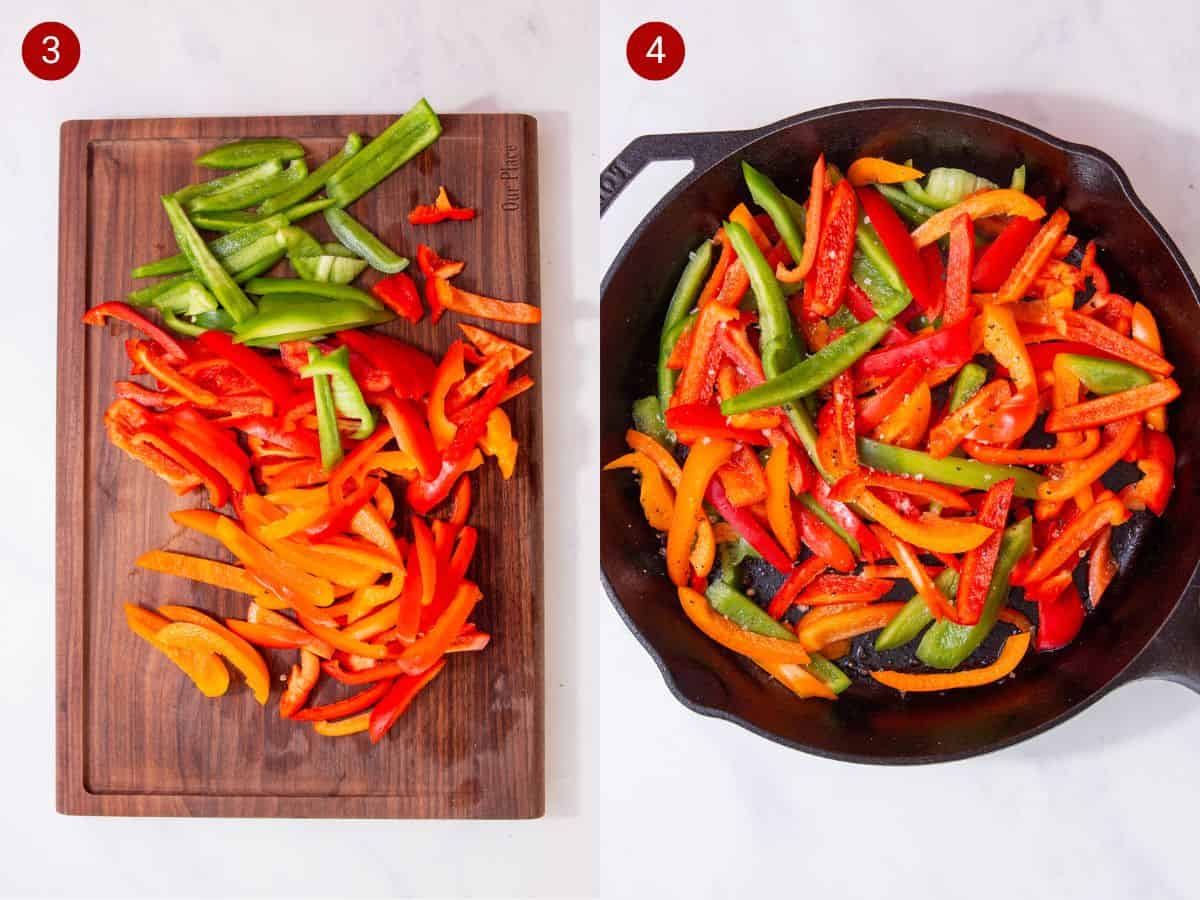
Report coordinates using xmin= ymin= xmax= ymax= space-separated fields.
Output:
xmin=1119 ymin=572 xmax=1200 ymax=693
xmin=600 ymin=128 xmax=761 ymax=216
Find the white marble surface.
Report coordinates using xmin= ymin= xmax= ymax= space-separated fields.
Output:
xmin=3 ymin=0 xmax=1200 ymax=897
xmin=598 ymin=2 xmax=1200 ymax=900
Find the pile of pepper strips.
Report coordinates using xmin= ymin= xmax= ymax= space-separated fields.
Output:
xmin=607 ymin=154 xmax=1177 ymax=698
xmin=87 ymin=113 xmax=540 ymax=742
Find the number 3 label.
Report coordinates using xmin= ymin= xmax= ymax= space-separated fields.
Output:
xmin=627 ymin=22 xmax=685 ymax=81
xmin=22 ymin=22 xmax=80 ymax=81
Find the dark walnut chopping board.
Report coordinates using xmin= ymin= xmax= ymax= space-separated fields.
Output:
xmin=56 ymin=113 xmax=543 ymax=818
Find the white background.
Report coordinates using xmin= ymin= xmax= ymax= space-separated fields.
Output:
xmin=3 ymin=0 xmax=1200 ymax=898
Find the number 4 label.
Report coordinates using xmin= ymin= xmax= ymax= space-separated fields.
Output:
xmin=627 ymin=22 xmax=685 ymax=81
xmin=646 ymin=34 xmax=666 ymax=64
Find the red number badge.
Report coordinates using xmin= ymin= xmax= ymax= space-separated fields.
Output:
xmin=22 ymin=22 xmax=80 ymax=81
xmin=627 ymin=22 xmax=684 ymax=81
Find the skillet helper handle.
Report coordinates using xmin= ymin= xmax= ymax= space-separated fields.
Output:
xmin=600 ymin=129 xmax=758 ymax=216
xmin=1121 ymin=570 xmax=1200 ymax=693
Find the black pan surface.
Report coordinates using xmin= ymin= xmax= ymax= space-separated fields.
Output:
xmin=600 ymin=99 xmax=1200 ymax=764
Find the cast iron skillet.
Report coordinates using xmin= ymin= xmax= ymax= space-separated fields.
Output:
xmin=600 ymin=99 xmax=1200 ymax=764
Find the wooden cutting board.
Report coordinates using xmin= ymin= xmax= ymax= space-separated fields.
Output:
xmin=56 ymin=113 xmax=543 ymax=818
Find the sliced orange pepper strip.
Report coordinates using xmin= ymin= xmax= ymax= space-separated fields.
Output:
xmin=458 ymin=322 xmax=533 ymax=366
xmin=855 ymin=491 xmax=993 ymax=554
xmin=411 ymin=516 xmax=438 ymax=607
xmin=135 ymin=549 xmax=262 ymax=595
xmin=123 ymin=604 xmax=230 ymax=697
xmin=871 ymin=380 xmax=931 ymax=449
xmin=928 ymin=380 xmax=1011 ymax=458
xmin=666 ymin=438 xmax=736 ymax=585
xmin=757 ymin=659 xmax=838 ymax=700
xmin=778 ymin=154 xmax=826 ymax=283
xmin=871 ymin=618 xmax=1030 ymax=691
xmin=962 ymin=429 xmax=1100 ymax=464
xmin=981 ymin=303 xmax=1035 ymax=389
xmin=256 ymin=503 xmax=329 ymax=541
xmin=870 ymin=525 xmax=954 ymax=620
xmin=911 ymin=190 xmax=1046 ymax=248
xmin=763 ymin=443 xmax=799 ymax=559
xmin=312 ymin=711 xmax=372 ymax=736
xmin=428 ymin=341 xmax=466 ymax=449
xmin=678 ymin=586 xmax=811 ymax=665
xmin=155 ymin=619 xmax=270 ymax=704
xmin=480 ymin=407 xmax=519 ymax=479
xmin=832 ymin=469 xmax=970 ymax=511
xmin=846 ymin=157 xmax=923 ymax=186
xmin=796 ymin=601 xmax=906 ymax=652
xmin=625 ymin=429 xmax=682 ymax=486
xmin=604 ymin=451 xmax=675 ymax=531
xmin=996 ymin=208 xmax=1070 ymax=304
xmin=1131 ymin=302 xmax=1167 ymax=431
xmin=1037 ymin=417 xmax=1142 ymax=503
xmin=396 ymin=581 xmax=484 ymax=674
xmin=1044 ymin=380 xmax=1180 ymax=432
xmin=432 ymin=276 xmax=541 ymax=324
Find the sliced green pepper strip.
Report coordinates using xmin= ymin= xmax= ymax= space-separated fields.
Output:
xmin=721 ymin=317 xmax=892 ymax=414
xmin=916 ymin=518 xmax=1032 ymax=669
xmin=797 ymin=493 xmax=862 ymax=558
xmin=323 ymin=208 xmax=409 ymax=274
xmin=1059 ymin=354 xmax=1153 ymax=395
xmin=855 ymin=218 xmax=905 ymax=294
xmin=160 ymin=309 xmax=208 ymax=337
xmin=717 ymin=536 xmax=758 ymax=586
xmin=161 ymin=195 xmax=257 ymax=323
xmin=233 ymin=250 xmax=285 ymax=283
xmin=1010 ymin=165 xmax=1027 ymax=192
xmin=742 ymin=162 xmax=806 ymax=267
xmin=232 ymin=296 xmax=393 ymax=344
xmin=189 ymin=210 xmax=262 ymax=232
xmin=875 ymin=184 xmax=935 ymax=225
xmin=192 ymin=309 xmax=237 ymax=332
xmin=903 ymin=166 xmax=997 ymax=210
xmin=174 ymin=166 xmax=266 ymax=206
xmin=875 ymin=568 xmax=959 ymax=651
xmin=151 ymin=279 xmax=218 ymax=316
xmin=949 ymin=362 xmax=988 ymax=412
xmin=851 ymin=250 xmax=912 ymax=315
xmin=132 ymin=213 xmax=290 ymax=280
xmin=128 ymin=274 xmax=192 ymax=306
xmin=725 ymin=220 xmax=802 ymax=377
xmin=244 ymin=277 xmax=383 ymax=310
xmin=706 ymin=581 xmax=850 ymax=694
xmin=857 ymin=438 xmax=1043 ymax=500
xmin=283 ymin=196 xmax=338 ymax=222
xmin=189 ymin=159 xmax=307 ymax=214
xmin=301 ymin=345 xmax=376 ymax=440
xmin=322 ymin=242 xmax=360 ymax=258
xmin=259 ymin=133 xmax=363 ymax=216
xmin=305 ymin=347 xmax=344 ymax=470
xmin=196 ymin=138 xmax=305 ymax=169
xmin=631 ymin=395 xmax=672 ymax=448
xmin=326 ymin=99 xmax=442 ymax=207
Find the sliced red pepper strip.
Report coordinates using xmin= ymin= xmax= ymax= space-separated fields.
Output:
xmin=406 ymin=450 xmax=480 ymax=516
xmin=226 ymin=414 xmax=322 ymax=458
xmin=410 ymin=515 xmax=438 ymax=609
xmin=166 ymin=406 xmax=252 ymax=494
xmin=368 ymin=658 xmax=447 ymax=743
xmin=1088 ymin=526 xmax=1118 ymax=607
xmin=856 ymin=186 xmax=935 ymax=312
xmin=664 ymin=404 xmax=771 ymax=446
xmin=967 ymin=384 xmax=1039 ymax=446
xmin=396 ymin=581 xmax=483 ymax=676
xmin=279 ymin=650 xmax=321 ymax=719
xmin=943 ymin=213 xmax=974 ymax=325
xmin=765 ymin=556 xmax=827 ymax=619
xmin=794 ymin=573 xmax=893 ymax=606
xmin=371 ymin=272 xmax=423 ymax=323
xmin=127 ymin=339 xmax=217 ymax=406
xmin=1117 ymin=430 xmax=1174 ymax=516
xmin=672 ymin=302 xmax=739 ymax=406
xmin=706 ymin=477 xmax=792 ymax=574
xmin=855 ymin=363 xmax=924 ymax=432
xmin=845 ymin=283 xmax=910 ymax=347
xmin=972 ymin=216 xmax=1040 ymax=292
xmin=132 ymin=424 xmax=232 ymax=507
xmin=291 ymin=678 xmax=393 ymax=722
xmin=795 ymin=505 xmax=855 ymax=573
xmin=1025 ymin=497 xmax=1130 ymax=584
xmin=1059 ymin=311 xmax=1172 ymax=376
xmin=855 ymin=316 xmax=974 ymax=381
xmin=811 ymin=476 xmax=884 ymax=561
xmin=448 ymin=476 xmax=472 ymax=526
xmin=83 ymin=301 xmax=189 ymax=362
xmin=804 ymin=179 xmax=857 ymax=318
xmin=409 ymin=186 xmax=476 ymax=224
xmin=378 ymin=396 xmax=440 ymax=479
xmin=920 ymin=244 xmax=946 ymax=319
xmin=443 ymin=369 xmax=510 ymax=461
xmin=302 ymin=476 xmax=379 ymax=543
xmin=1045 ymin=380 xmax=1179 ymax=432
xmin=1025 ymin=341 xmax=1116 ymax=372
xmin=953 ymin=478 xmax=1015 ymax=625
xmin=830 ymin=369 xmax=858 ymax=476
xmin=416 ymin=243 xmax=466 ymax=280
xmin=335 ymin=330 xmax=436 ymax=400
xmin=1035 ymin=582 xmax=1086 ymax=652
xmin=196 ymin=330 xmax=295 ymax=409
